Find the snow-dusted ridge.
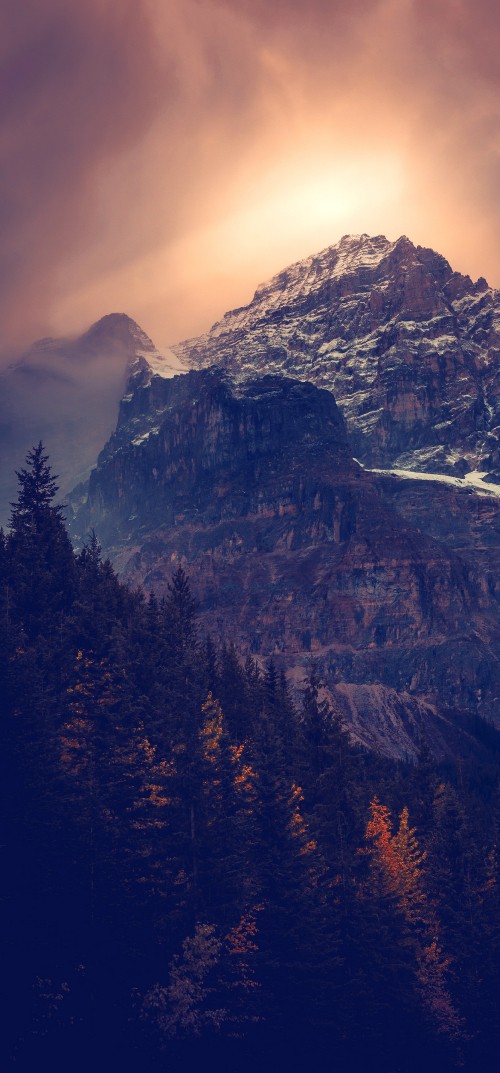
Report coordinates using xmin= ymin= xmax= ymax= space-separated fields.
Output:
xmin=171 ymin=232 xmax=500 ymax=479
xmin=126 ymin=347 xmax=184 ymax=384
xmin=249 ymin=233 xmax=402 ymax=309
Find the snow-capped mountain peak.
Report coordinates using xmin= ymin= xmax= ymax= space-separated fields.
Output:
xmin=172 ymin=233 xmax=500 ymax=478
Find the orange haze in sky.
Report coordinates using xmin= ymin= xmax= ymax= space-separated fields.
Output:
xmin=2 ymin=0 xmax=500 ymax=354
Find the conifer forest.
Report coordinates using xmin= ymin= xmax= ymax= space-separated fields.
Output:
xmin=1 ymin=446 xmax=499 ymax=1072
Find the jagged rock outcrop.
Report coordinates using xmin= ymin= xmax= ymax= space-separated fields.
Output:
xmin=72 ymin=365 xmax=500 ymax=758
xmin=173 ymin=234 xmax=500 ymax=478
xmin=74 ymin=366 xmax=353 ymax=544
xmin=0 ymin=313 xmax=179 ymax=525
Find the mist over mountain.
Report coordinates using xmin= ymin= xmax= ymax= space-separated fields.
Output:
xmin=0 ymin=313 xmax=180 ymax=525
xmin=6 ymin=232 xmax=500 ymax=755
xmin=4 ymin=232 xmax=500 ymax=527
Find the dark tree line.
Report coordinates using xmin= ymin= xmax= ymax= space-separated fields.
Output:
xmin=1 ymin=445 xmax=499 ymax=1072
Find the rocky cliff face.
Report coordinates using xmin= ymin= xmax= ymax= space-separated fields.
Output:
xmin=72 ymin=365 xmax=500 ymax=759
xmin=172 ymin=234 xmax=500 ymax=478
xmin=75 ymin=366 xmax=353 ymax=544
xmin=0 ymin=313 xmax=180 ymax=525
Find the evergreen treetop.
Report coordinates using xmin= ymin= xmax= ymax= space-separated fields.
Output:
xmin=10 ymin=441 xmax=62 ymax=531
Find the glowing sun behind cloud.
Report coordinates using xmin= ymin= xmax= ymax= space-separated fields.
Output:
xmin=200 ymin=150 xmax=405 ymax=265
xmin=5 ymin=0 xmax=500 ymax=355
xmin=53 ymin=149 xmax=405 ymax=347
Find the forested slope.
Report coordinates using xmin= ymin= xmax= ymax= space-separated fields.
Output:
xmin=1 ymin=446 xmax=499 ymax=1071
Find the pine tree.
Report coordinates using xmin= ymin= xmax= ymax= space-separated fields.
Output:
xmin=425 ymin=780 xmax=489 ymax=1043
xmin=7 ymin=443 xmax=76 ymax=642
xmin=72 ymin=532 xmax=128 ymax=659
xmin=198 ymin=693 xmax=256 ymax=922
xmin=200 ymin=635 xmax=219 ymax=699
xmin=160 ymin=566 xmax=201 ymax=744
xmin=218 ymin=642 xmax=250 ymax=741
xmin=363 ymin=798 xmax=462 ymax=1044
xmin=10 ymin=441 xmax=61 ymax=526
xmin=247 ymin=710 xmax=332 ymax=1044
xmin=298 ymin=666 xmax=332 ymax=795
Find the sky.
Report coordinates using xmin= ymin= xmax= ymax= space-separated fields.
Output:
xmin=2 ymin=0 xmax=500 ymax=355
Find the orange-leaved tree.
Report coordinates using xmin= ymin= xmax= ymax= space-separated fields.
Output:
xmin=364 ymin=797 xmax=463 ymax=1040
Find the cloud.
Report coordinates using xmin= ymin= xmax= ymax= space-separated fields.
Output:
xmin=2 ymin=0 xmax=500 ymax=355
xmin=0 ymin=0 xmax=166 ymax=349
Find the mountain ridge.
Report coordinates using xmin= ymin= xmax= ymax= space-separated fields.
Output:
xmin=7 ymin=232 xmax=500 ymax=757
xmin=70 ymin=364 xmax=500 ymax=758
xmin=172 ymin=232 xmax=500 ymax=478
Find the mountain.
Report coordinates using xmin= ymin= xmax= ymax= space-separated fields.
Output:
xmin=173 ymin=234 xmax=500 ymax=478
xmin=0 ymin=313 xmax=180 ymax=525
xmin=71 ymin=363 xmax=500 ymax=758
